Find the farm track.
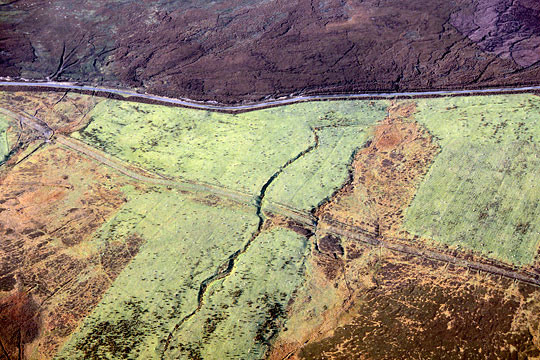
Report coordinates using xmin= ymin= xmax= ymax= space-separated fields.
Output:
xmin=56 ymin=136 xmax=540 ymax=288
xmin=56 ymin=136 xmax=256 ymax=205
xmin=321 ymin=218 xmax=540 ymax=287
xmin=49 ymin=128 xmax=540 ymax=288
xmin=0 ymin=107 xmax=53 ymax=138
xmin=3 ymin=103 xmax=540 ymax=292
xmin=2 ymin=81 xmax=540 ymax=113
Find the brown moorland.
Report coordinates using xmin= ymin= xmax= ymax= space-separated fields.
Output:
xmin=316 ymin=102 xmax=439 ymax=240
xmin=269 ymin=240 xmax=540 ymax=359
xmin=0 ymin=91 xmax=101 ymax=134
xmin=1 ymin=0 xmax=539 ymax=103
xmin=0 ymin=144 xmax=140 ymax=359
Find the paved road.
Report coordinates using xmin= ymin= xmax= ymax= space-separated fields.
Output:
xmin=1 ymin=80 xmax=540 ymax=112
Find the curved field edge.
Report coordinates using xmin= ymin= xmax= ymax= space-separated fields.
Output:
xmin=403 ymin=94 xmax=540 ymax=265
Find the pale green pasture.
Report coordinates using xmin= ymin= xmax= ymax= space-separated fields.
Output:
xmin=404 ymin=95 xmax=540 ymax=265
xmin=265 ymin=125 xmax=371 ymax=211
xmin=74 ymin=100 xmax=387 ymax=205
xmin=166 ymin=228 xmax=309 ymax=360
xmin=58 ymin=188 xmax=259 ymax=359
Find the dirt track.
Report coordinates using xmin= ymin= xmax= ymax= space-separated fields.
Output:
xmin=4 ymin=106 xmax=538 ymax=288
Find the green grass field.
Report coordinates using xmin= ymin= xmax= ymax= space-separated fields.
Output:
xmin=57 ymin=186 xmax=311 ymax=359
xmin=166 ymin=227 xmax=309 ymax=359
xmin=73 ymin=100 xmax=387 ymax=209
xmin=73 ymin=101 xmax=314 ymax=195
xmin=404 ymin=94 xmax=540 ymax=265
xmin=0 ymin=114 xmax=15 ymax=163
xmin=264 ymin=101 xmax=388 ymax=211
xmin=5 ymin=90 xmax=540 ymax=359
xmin=58 ymin=187 xmax=260 ymax=359
xmin=265 ymin=125 xmax=371 ymax=211
xmin=54 ymin=99 xmax=388 ymax=358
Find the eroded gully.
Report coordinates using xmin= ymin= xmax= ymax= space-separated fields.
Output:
xmin=160 ymin=127 xmax=320 ymax=358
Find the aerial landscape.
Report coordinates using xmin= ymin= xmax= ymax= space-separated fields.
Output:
xmin=0 ymin=0 xmax=539 ymax=359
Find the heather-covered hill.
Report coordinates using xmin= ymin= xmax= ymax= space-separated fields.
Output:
xmin=1 ymin=0 xmax=539 ymax=102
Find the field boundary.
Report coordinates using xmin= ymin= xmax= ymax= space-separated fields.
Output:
xmin=7 ymin=101 xmax=540 ymax=289
xmin=1 ymin=80 xmax=540 ymax=113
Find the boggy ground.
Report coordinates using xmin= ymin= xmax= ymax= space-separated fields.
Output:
xmin=0 ymin=91 xmax=101 ymax=134
xmin=316 ymin=101 xmax=439 ymax=240
xmin=0 ymin=144 xmax=141 ymax=359
xmin=1 ymin=0 xmax=540 ymax=103
xmin=270 ymin=241 xmax=540 ymax=359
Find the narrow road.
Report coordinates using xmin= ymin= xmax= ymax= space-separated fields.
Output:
xmin=1 ymin=80 xmax=540 ymax=113
xmin=56 ymin=135 xmax=540 ymax=288
xmin=4 ymin=106 xmax=540 ymax=289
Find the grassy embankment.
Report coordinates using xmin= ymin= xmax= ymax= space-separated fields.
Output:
xmin=0 ymin=112 xmax=23 ymax=164
xmin=404 ymin=95 xmax=540 ymax=265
